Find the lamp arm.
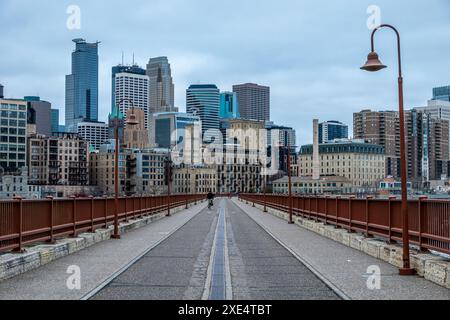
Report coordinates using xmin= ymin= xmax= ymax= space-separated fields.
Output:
xmin=370 ymin=24 xmax=402 ymax=77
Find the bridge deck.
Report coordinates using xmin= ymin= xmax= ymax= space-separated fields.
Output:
xmin=0 ymin=199 xmax=448 ymax=300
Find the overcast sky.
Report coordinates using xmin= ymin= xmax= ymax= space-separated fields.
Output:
xmin=1 ymin=0 xmax=449 ymax=145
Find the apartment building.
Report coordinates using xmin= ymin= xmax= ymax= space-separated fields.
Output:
xmin=27 ymin=133 xmax=89 ymax=186
xmin=172 ymin=165 xmax=217 ymax=194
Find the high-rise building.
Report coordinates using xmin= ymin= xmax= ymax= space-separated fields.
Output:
xmin=0 ymin=99 xmax=27 ymax=172
xmin=318 ymin=120 xmax=348 ymax=143
xmin=65 ymin=39 xmax=99 ymax=133
xmin=219 ymin=92 xmax=240 ymax=119
xmin=233 ymin=83 xmax=270 ymax=122
xmin=77 ymin=121 xmax=109 ymax=151
xmin=415 ymin=100 xmax=450 ymax=125
xmin=353 ymin=110 xmax=400 ymax=178
xmin=150 ymin=112 xmax=201 ymax=149
xmin=432 ymin=86 xmax=450 ymax=102
xmin=146 ymin=57 xmax=177 ymax=114
xmin=113 ymin=65 xmax=150 ymax=129
xmin=0 ymin=84 xmax=4 ymax=99
xmin=25 ymin=96 xmax=52 ymax=137
xmin=406 ymin=109 xmax=449 ymax=184
xmin=51 ymin=109 xmax=60 ymax=134
xmin=186 ymin=84 xmax=220 ymax=140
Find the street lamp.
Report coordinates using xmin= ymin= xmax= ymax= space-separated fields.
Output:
xmin=361 ymin=24 xmax=414 ymax=275
xmin=286 ymin=142 xmax=295 ymax=225
xmin=165 ymin=153 xmax=174 ymax=217
xmin=112 ymin=98 xmax=139 ymax=239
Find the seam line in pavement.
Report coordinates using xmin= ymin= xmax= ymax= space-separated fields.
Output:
xmin=232 ymin=199 xmax=351 ymax=301
xmin=80 ymin=204 xmax=206 ymax=301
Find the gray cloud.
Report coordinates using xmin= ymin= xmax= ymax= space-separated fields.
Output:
xmin=0 ymin=0 xmax=449 ymax=145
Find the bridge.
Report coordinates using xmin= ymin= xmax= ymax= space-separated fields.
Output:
xmin=0 ymin=195 xmax=449 ymax=300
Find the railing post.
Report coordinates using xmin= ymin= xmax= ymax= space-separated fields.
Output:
xmin=349 ymin=196 xmax=355 ymax=233
xmin=315 ymin=197 xmax=319 ymax=223
xmin=324 ymin=196 xmax=328 ymax=225
xmin=46 ymin=196 xmax=55 ymax=244
xmin=133 ymin=196 xmax=136 ymax=220
xmin=388 ymin=196 xmax=396 ymax=244
xmin=124 ymin=197 xmax=128 ymax=223
xmin=71 ymin=196 xmax=77 ymax=238
xmin=13 ymin=196 xmax=25 ymax=253
xmin=185 ymin=195 xmax=189 ymax=210
xmin=335 ymin=196 xmax=340 ymax=229
xmin=90 ymin=196 xmax=95 ymax=233
xmin=104 ymin=196 xmax=108 ymax=229
xmin=418 ymin=196 xmax=428 ymax=252
xmin=366 ymin=196 xmax=373 ymax=238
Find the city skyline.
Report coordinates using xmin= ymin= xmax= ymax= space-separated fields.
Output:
xmin=0 ymin=0 xmax=450 ymax=146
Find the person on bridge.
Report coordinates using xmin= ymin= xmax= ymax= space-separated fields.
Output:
xmin=207 ymin=191 xmax=215 ymax=209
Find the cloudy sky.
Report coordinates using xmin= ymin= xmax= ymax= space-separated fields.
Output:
xmin=1 ymin=0 xmax=449 ymax=145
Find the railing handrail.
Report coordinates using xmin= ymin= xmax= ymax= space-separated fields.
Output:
xmin=239 ymin=193 xmax=450 ymax=256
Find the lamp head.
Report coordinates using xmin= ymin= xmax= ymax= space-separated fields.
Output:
xmin=126 ymin=108 xmax=139 ymax=126
xmin=361 ymin=52 xmax=387 ymax=72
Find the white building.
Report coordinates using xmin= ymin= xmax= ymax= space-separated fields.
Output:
xmin=415 ymin=100 xmax=450 ymax=122
xmin=114 ymin=72 xmax=150 ymax=129
xmin=0 ymin=168 xmax=41 ymax=199
xmin=415 ymin=99 xmax=450 ymax=158
xmin=77 ymin=121 xmax=109 ymax=151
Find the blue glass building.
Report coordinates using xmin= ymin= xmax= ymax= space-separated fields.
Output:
xmin=432 ymin=86 xmax=450 ymax=102
xmin=219 ymin=92 xmax=240 ymax=119
xmin=51 ymin=109 xmax=59 ymax=134
xmin=186 ymin=85 xmax=220 ymax=140
xmin=65 ymin=39 xmax=99 ymax=132
xmin=318 ymin=120 xmax=348 ymax=144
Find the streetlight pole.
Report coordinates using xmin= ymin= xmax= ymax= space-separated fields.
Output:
xmin=361 ymin=24 xmax=414 ymax=275
xmin=112 ymin=98 xmax=138 ymax=240
xmin=287 ymin=143 xmax=294 ymax=224
xmin=165 ymin=152 xmax=173 ymax=217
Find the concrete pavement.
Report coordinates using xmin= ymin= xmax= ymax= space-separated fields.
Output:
xmin=232 ymin=198 xmax=450 ymax=300
xmin=0 ymin=202 xmax=207 ymax=300
xmin=92 ymin=199 xmax=339 ymax=300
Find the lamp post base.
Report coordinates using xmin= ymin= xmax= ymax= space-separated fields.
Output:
xmin=399 ymin=268 xmax=415 ymax=276
xmin=288 ymin=221 xmax=295 ymax=225
xmin=111 ymin=234 xmax=121 ymax=240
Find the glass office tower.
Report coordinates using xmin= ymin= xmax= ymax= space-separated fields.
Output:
xmin=186 ymin=84 xmax=220 ymax=140
xmin=65 ymin=39 xmax=99 ymax=132
xmin=219 ymin=92 xmax=240 ymax=119
xmin=433 ymin=86 xmax=450 ymax=102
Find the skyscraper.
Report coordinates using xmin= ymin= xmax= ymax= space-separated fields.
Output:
xmin=318 ymin=120 xmax=349 ymax=143
xmin=65 ymin=39 xmax=99 ymax=133
xmin=146 ymin=57 xmax=177 ymax=114
xmin=112 ymin=64 xmax=150 ymax=129
xmin=432 ymin=86 xmax=450 ymax=102
xmin=233 ymin=83 xmax=270 ymax=122
xmin=354 ymin=110 xmax=400 ymax=178
xmin=186 ymin=84 xmax=220 ymax=140
xmin=219 ymin=92 xmax=240 ymax=119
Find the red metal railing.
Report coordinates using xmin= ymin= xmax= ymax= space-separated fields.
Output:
xmin=0 ymin=194 xmax=205 ymax=253
xmin=239 ymin=194 xmax=450 ymax=255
